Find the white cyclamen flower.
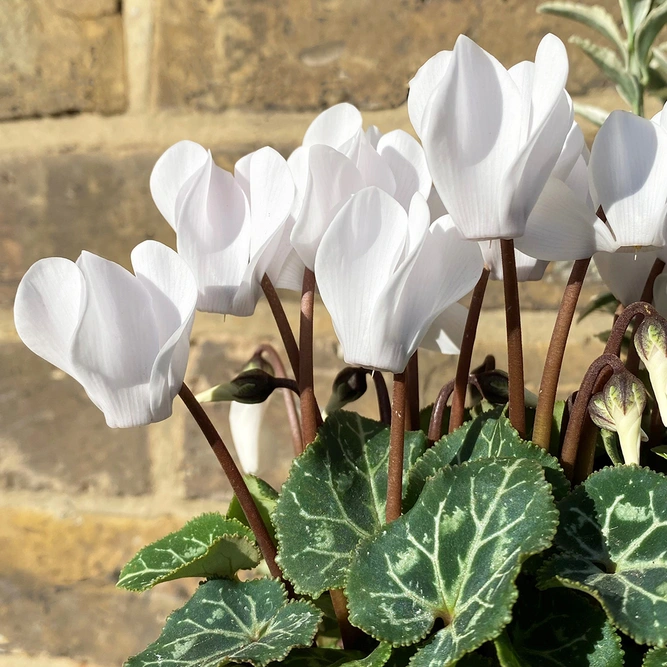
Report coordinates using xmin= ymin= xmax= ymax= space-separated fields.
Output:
xmin=229 ymin=400 xmax=269 ymax=476
xmin=315 ymin=187 xmax=484 ymax=373
xmin=289 ymin=104 xmax=432 ymax=271
xmin=14 ymin=241 xmax=197 ymax=428
xmin=150 ymin=141 xmax=295 ymax=315
xmin=410 ymin=33 xmax=573 ymax=240
xmin=517 ymin=108 xmax=667 ymax=262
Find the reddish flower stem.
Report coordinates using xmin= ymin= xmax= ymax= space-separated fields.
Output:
xmin=625 ymin=259 xmax=665 ymax=374
xmin=371 ymin=371 xmax=391 ymax=424
xmin=449 ymin=267 xmax=490 ymax=433
xmin=178 ymin=383 xmax=282 ymax=580
xmin=428 ymin=379 xmax=455 ymax=445
xmin=532 ymin=258 xmax=591 ymax=451
xmin=500 ymin=240 xmax=526 ymax=438
xmin=257 ymin=344 xmax=303 ymax=455
xmin=386 ymin=372 xmax=407 ymax=523
xmin=261 ymin=274 xmax=300 ymax=381
xmin=299 ymin=268 xmax=322 ymax=445
xmin=559 ymin=355 xmax=625 ymax=481
xmin=406 ymin=352 xmax=420 ymax=431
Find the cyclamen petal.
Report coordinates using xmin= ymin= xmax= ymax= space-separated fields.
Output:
xmin=420 ymin=302 xmax=468 ymax=355
xmin=315 ymin=187 xmax=408 ymax=370
xmin=150 ymin=140 xmax=208 ymax=229
xmin=594 ymin=250 xmax=667 ymax=306
xmin=419 ymin=34 xmax=571 ymax=241
xmin=590 ymin=110 xmax=667 ymax=249
xmin=317 ymin=190 xmax=483 ymax=373
xmin=155 ymin=142 xmax=296 ymax=316
xmin=15 ymin=243 xmax=197 ymax=428
xmin=479 ymin=240 xmax=549 ymax=282
xmin=302 ymin=102 xmax=363 ymax=151
xmin=229 ymin=400 xmax=269 ymax=475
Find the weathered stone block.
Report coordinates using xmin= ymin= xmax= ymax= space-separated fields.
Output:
xmin=0 ymin=343 xmax=152 ymax=495
xmin=0 ymin=151 xmax=173 ymax=306
xmin=154 ymin=0 xmax=618 ymax=113
xmin=0 ymin=0 xmax=126 ymax=119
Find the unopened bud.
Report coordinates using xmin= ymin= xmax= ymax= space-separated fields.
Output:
xmin=243 ymin=352 xmax=275 ymax=376
xmin=196 ymin=369 xmax=277 ymax=404
xmin=325 ymin=367 xmax=368 ymax=415
xmin=473 ymin=370 xmax=538 ymax=409
xmin=635 ymin=317 xmax=667 ymax=427
xmin=589 ymin=370 xmax=647 ymax=466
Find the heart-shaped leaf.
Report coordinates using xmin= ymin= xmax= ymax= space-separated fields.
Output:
xmin=405 ymin=408 xmax=568 ymax=509
xmin=117 ymin=513 xmax=260 ymax=592
xmin=494 ymin=584 xmax=623 ymax=666
xmin=125 ymin=578 xmax=322 ymax=667
xmin=274 ymin=411 xmax=427 ymax=596
xmin=644 ymin=647 xmax=667 ymax=666
xmin=346 ymin=459 xmax=558 ymax=666
xmin=539 ymin=466 xmax=667 ymax=646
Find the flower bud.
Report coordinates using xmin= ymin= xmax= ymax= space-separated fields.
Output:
xmin=635 ymin=316 xmax=667 ymax=426
xmin=196 ymin=369 xmax=277 ymax=404
xmin=473 ymin=370 xmax=539 ymax=409
xmin=588 ymin=370 xmax=647 ymax=466
xmin=325 ymin=367 xmax=368 ymax=415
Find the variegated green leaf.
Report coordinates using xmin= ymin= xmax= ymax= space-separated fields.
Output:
xmin=274 ymin=411 xmax=427 ymax=597
xmin=117 ymin=513 xmax=260 ymax=592
xmin=343 ymin=643 xmax=393 ymax=667
xmin=620 ymin=0 xmax=652 ymax=38
xmin=653 ymin=445 xmax=667 ymax=460
xmin=644 ymin=647 xmax=667 ymax=666
xmin=494 ymin=584 xmax=623 ymax=666
xmin=405 ymin=408 xmax=568 ymax=509
xmin=227 ymin=475 xmax=279 ymax=544
xmin=538 ymin=2 xmax=625 ymax=55
xmin=346 ymin=459 xmax=558 ymax=666
xmin=570 ymin=36 xmax=642 ymax=106
xmin=125 ymin=579 xmax=322 ymax=667
xmin=637 ymin=2 xmax=667 ymax=68
xmin=539 ymin=466 xmax=667 ymax=646
xmin=574 ymin=102 xmax=611 ymax=127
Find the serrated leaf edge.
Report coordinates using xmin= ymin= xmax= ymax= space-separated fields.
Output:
xmin=117 ymin=513 xmax=259 ymax=592
xmin=347 ymin=459 xmax=560 ymax=651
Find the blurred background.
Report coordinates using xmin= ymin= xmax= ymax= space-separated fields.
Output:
xmin=0 ymin=0 xmax=632 ymax=665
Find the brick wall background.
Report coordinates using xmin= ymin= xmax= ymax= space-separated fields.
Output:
xmin=0 ymin=1 xmax=633 ymax=664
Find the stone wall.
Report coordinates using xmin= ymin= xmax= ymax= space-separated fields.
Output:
xmin=0 ymin=1 xmax=623 ymax=664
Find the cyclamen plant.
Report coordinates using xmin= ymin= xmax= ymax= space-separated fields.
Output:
xmin=13 ymin=9 xmax=667 ymax=667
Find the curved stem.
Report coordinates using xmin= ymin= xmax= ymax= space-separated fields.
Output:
xmin=299 ymin=268 xmax=322 ymax=445
xmin=178 ymin=383 xmax=283 ymax=580
xmin=429 ymin=379 xmax=455 ymax=445
xmin=450 ymin=267 xmax=490 ymax=433
xmin=261 ymin=274 xmax=300 ymax=380
xmin=371 ymin=371 xmax=391 ymax=424
xmin=500 ymin=240 xmax=526 ymax=437
xmin=625 ymin=260 xmax=665 ymax=374
xmin=406 ymin=352 xmax=420 ymax=431
xmin=257 ymin=344 xmax=303 ymax=455
xmin=533 ymin=258 xmax=591 ymax=451
xmin=272 ymin=377 xmax=301 ymax=394
xmin=560 ymin=354 xmax=626 ymax=481
xmin=386 ymin=373 xmax=407 ymax=523
xmin=604 ymin=302 xmax=658 ymax=357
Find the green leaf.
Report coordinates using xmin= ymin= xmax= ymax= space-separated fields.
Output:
xmin=494 ymin=584 xmax=623 ymax=666
xmin=125 ymin=578 xmax=322 ymax=667
xmin=274 ymin=411 xmax=427 ymax=596
xmin=346 ymin=458 xmax=558 ymax=665
xmin=343 ymin=643 xmax=393 ymax=667
xmin=644 ymin=647 xmax=667 ymax=666
xmin=539 ymin=466 xmax=667 ymax=646
xmin=538 ymin=3 xmax=626 ymax=56
xmin=653 ymin=445 xmax=667 ymax=460
xmin=636 ymin=2 xmax=667 ymax=69
xmin=570 ymin=36 xmax=643 ymax=106
xmin=227 ymin=475 xmax=279 ymax=544
xmin=619 ymin=0 xmax=652 ymax=39
xmin=404 ymin=408 xmax=569 ymax=509
xmin=117 ymin=513 xmax=260 ymax=592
